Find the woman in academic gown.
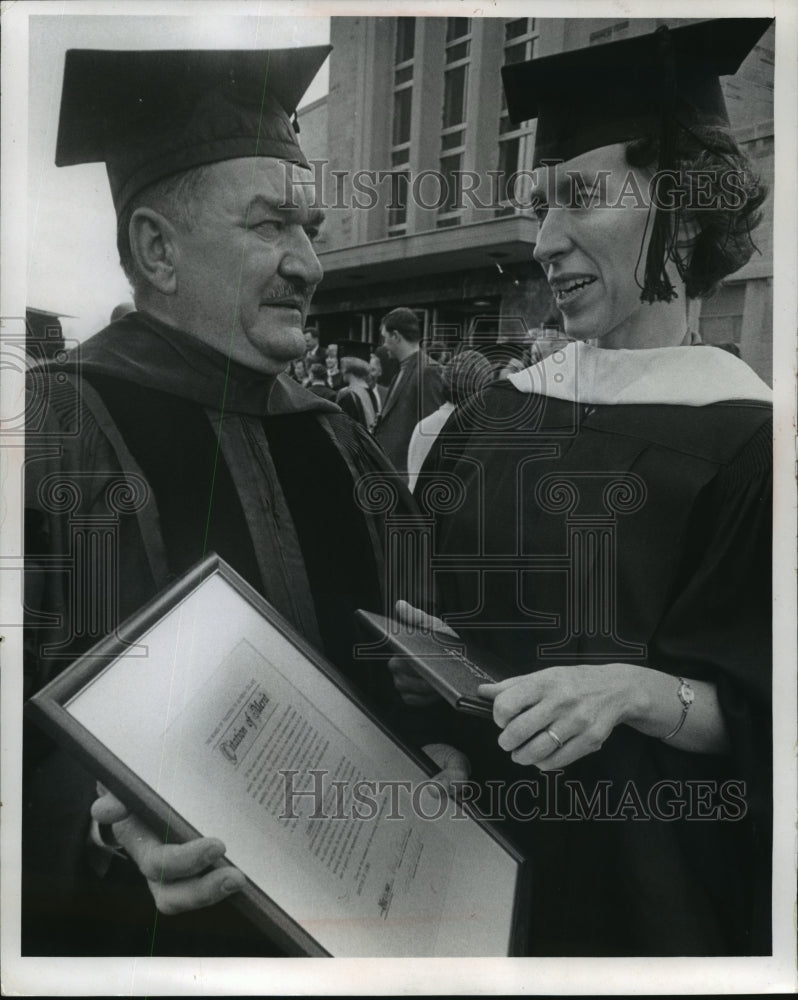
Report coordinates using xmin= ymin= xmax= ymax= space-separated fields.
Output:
xmin=396 ymin=18 xmax=773 ymax=957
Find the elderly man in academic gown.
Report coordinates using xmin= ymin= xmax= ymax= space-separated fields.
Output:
xmin=22 ymin=46 xmax=425 ymax=957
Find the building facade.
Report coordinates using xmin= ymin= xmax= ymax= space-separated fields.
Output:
xmin=301 ymin=16 xmax=774 ymax=381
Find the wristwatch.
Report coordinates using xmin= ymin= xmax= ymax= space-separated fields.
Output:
xmin=661 ymin=677 xmax=694 ymax=741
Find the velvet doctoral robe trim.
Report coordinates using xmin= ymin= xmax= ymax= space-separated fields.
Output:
xmin=75 ymin=310 xmax=342 ymax=417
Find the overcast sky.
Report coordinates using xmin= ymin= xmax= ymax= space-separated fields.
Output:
xmin=25 ymin=10 xmax=331 ymax=342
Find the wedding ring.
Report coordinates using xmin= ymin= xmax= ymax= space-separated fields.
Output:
xmin=545 ymin=727 xmax=563 ymax=749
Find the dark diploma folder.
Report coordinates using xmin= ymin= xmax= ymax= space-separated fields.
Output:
xmin=354 ymin=609 xmax=511 ymax=717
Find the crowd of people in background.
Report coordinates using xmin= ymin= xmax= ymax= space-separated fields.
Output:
xmin=286 ymin=309 xmax=568 ymax=486
xmin=285 ymin=311 xmax=742 ymax=497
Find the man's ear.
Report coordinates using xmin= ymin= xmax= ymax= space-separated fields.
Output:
xmin=128 ymin=207 xmax=179 ymax=295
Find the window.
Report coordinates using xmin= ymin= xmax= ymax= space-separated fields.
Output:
xmin=446 ymin=40 xmax=470 ymax=63
xmin=496 ymin=137 xmax=520 ymax=204
xmin=589 ymin=21 xmax=629 ymax=45
xmin=505 ymin=17 xmax=534 ymax=41
xmin=446 ymin=18 xmax=470 ymax=42
xmin=503 ymin=42 xmax=532 ymax=66
xmin=441 ymin=131 xmax=462 ymax=152
xmin=502 ymin=16 xmax=536 ymax=63
xmin=395 ymin=18 xmax=415 ymax=63
xmin=437 ymin=18 xmax=472 ymax=228
xmin=392 ymin=88 xmax=412 ymax=147
xmin=442 ymin=64 xmax=468 ymax=128
xmin=496 ymin=18 xmax=539 ymax=217
xmin=387 ymin=171 xmax=410 ymax=230
xmin=389 ymin=18 xmax=416 ymax=235
xmin=439 ymin=154 xmax=463 ymax=214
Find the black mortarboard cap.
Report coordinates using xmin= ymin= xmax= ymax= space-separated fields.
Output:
xmin=55 ymin=46 xmax=331 ymax=217
xmin=502 ymin=18 xmax=772 ymax=167
xmin=336 ymin=340 xmax=372 ymax=364
xmin=502 ymin=18 xmax=772 ymax=304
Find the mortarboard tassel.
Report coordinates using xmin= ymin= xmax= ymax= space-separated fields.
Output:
xmin=640 ymin=25 xmax=680 ymax=303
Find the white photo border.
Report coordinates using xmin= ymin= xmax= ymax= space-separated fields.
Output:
xmin=2 ymin=0 xmax=795 ymax=994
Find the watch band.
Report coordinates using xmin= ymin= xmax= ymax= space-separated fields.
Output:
xmin=661 ymin=677 xmax=695 ymax=741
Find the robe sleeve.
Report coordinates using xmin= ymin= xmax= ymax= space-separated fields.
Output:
xmin=335 ymin=389 xmax=362 ymax=425
xmin=24 ymin=371 xmax=166 ymax=704
xmin=648 ymin=417 xmax=772 ymax=947
xmin=649 ymin=419 xmax=771 ymax=769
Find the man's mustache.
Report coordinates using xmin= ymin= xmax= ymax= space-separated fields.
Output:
xmin=262 ymin=281 xmax=313 ymax=306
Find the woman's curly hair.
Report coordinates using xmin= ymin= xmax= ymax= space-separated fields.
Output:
xmin=625 ymin=124 xmax=768 ymax=298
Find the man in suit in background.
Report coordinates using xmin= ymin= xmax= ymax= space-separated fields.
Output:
xmin=373 ymin=307 xmax=444 ymax=478
xmin=303 ymin=326 xmax=325 ymax=369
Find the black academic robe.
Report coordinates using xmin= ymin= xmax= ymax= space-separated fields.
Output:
xmin=22 ymin=311 xmax=415 ymax=956
xmin=417 ymin=380 xmax=772 ymax=957
xmin=374 ymin=353 xmax=444 ymax=476
xmin=336 ymin=384 xmax=378 ymax=433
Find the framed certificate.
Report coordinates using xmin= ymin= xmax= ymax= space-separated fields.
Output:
xmin=26 ymin=554 xmax=528 ymax=957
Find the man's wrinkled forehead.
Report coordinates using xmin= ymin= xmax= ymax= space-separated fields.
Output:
xmin=208 ymin=156 xmax=322 ymax=215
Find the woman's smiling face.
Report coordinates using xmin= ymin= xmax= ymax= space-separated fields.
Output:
xmin=531 ymin=142 xmax=687 ymax=350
